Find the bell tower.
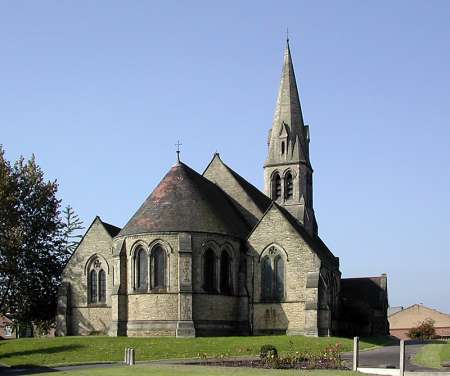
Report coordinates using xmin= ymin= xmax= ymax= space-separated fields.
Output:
xmin=264 ymin=40 xmax=318 ymax=236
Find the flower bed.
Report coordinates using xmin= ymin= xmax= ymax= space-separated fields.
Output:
xmin=196 ymin=343 xmax=349 ymax=370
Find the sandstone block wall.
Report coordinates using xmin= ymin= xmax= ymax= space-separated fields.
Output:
xmin=248 ymin=205 xmax=323 ymax=335
xmin=203 ymin=154 xmax=264 ymax=226
xmin=57 ymin=218 xmax=114 ymax=336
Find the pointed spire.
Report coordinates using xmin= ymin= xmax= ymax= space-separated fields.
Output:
xmin=266 ymin=40 xmax=306 ymax=165
xmin=274 ymin=39 xmax=305 ymax=133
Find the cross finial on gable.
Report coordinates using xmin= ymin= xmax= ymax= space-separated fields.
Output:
xmin=175 ymin=140 xmax=182 ymax=162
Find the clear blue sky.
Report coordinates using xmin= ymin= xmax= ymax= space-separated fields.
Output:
xmin=1 ymin=1 xmax=449 ymax=314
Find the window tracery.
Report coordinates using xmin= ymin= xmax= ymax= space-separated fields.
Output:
xmin=261 ymin=246 xmax=286 ymax=302
xmin=87 ymin=257 xmax=107 ymax=304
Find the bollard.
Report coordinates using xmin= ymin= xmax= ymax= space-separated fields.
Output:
xmin=399 ymin=340 xmax=405 ymax=376
xmin=124 ymin=348 xmax=129 ymax=364
xmin=353 ymin=336 xmax=359 ymax=371
xmin=129 ymin=348 xmax=135 ymax=365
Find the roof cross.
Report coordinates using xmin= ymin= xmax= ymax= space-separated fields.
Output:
xmin=175 ymin=140 xmax=182 ymax=162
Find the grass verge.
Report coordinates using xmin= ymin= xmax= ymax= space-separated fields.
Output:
xmin=414 ymin=341 xmax=450 ymax=369
xmin=36 ymin=364 xmax=361 ymax=376
xmin=0 ymin=335 xmax=392 ymax=367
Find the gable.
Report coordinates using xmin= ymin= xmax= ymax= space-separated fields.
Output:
xmin=248 ymin=204 xmax=338 ymax=269
xmin=248 ymin=204 xmax=321 ymax=268
xmin=203 ymin=154 xmax=271 ymax=226
xmin=62 ymin=216 xmax=115 ymax=307
xmin=63 ymin=216 xmax=118 ymax=276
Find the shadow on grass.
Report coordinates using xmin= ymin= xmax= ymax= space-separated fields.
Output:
xmin=0 ymin=344 xmax=84 ymax=368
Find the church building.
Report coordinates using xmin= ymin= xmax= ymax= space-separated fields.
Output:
xmin=56 ymin=41 xmax=389 ymax=337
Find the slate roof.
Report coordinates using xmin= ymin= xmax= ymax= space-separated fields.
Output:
xmin=102 ymin=221 xmax=121 ymax=238
xmin=340 ymin=276 xmax=387 ymax=309
xmin=118 ymin=162 xmax=250 ymax=238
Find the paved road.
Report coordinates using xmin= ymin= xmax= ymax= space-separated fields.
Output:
xmin=342 ymin=341 xmax=437 ymax=372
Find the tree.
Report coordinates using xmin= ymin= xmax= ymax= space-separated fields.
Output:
xmin=62 ymin=205 xmax=84 ymax=255
xmin=0 ymin=146 xmax=75 ymax=331
xmin=407 ymin=318 xmax=436 ymax=340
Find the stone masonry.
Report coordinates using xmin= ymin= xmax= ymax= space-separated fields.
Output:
xmin=56 ymin=41 xmax=389 ymax=338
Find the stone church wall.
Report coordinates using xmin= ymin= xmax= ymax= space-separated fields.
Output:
xmin=253 ymin=302 xmax=306 ymax=334
xmin=190 ymin=233 xmax=247 ymax=335
xmin=117 ymin=234 xmax=180 ymax=336
xmin=70 ymin=307 xmax=111 ymax=335
xmin=122 ymin=233 xmax=180 ymax=294
xmin=56 ymin=218 xmax=114 ymax=336
xmin=127 ymin=294 xmax=178 ymax=321
xmin=248 ymin=205 xmax=323 ymax=335
xmin=193 ymin=294 xmax=247 ymax=335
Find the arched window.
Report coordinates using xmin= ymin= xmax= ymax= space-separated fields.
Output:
xmin=281 ymin=141 xmax=285 ymax=155
xmin=272 ymin=173 xmax=281 ymax=200
xmin=261 ymin=256 xmax=272 ymax=300
xmin=203 ymin=249 xmax=216 ymax=292
xmin=98 ymin=269 xmax=106 ymax=303
xmin=274 ymin=256 xmax=285 ymax=300
xmin=89 ymin=269 xmax=98 ymax=303
xmin=136 ymin=247 xmax=148 ymax=290
xmin=220 ymin=251 xmax=232 ymax=294
xmin=285 ymin=172 xmax=293 ymax=199
xmin=152 ymin=246 xmax=166 ymax=289
xmin=261 ymin=247 xmax=286 ymax=302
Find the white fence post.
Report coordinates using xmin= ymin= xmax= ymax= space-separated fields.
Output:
xmin=399 ymin=340 xmax=405 ymax=376
xmin=353 ymin=336 xmax=359 ymax=371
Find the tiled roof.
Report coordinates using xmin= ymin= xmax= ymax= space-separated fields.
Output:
xmin=118 ymin=162 xmax=250 ymax=238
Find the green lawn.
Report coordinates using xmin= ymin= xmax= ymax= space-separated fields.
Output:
xmin=36 ymin=364 xmax=361 ymax=376
xmin=414 ymin=341 xmax=450 ymax=369
xmin=0 ymin=335 xmax=390 ymax=367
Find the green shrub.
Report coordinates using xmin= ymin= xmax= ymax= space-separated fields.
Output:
xmin=408 ymin=319 xmax=436 ymax=340
xmin=259 ymin=344 xmax=278 ymax=359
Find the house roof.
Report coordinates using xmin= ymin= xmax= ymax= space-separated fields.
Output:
xmin=118 ymin=161 xmax=250 ymax=238
xmin=388 ymin=303 xmax=450 ymax=320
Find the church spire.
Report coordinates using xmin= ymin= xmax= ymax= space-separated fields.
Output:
xmin=263 ymin=40 xmax=317 ymax=236
xmin=266 ymin=39 xmax=307 ymax=166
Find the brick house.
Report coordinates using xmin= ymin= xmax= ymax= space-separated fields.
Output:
xmin=389 ymin=304 xmax=450 ymax=339
xmin=56 ymin=41 xmax=389 ymax=338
